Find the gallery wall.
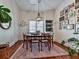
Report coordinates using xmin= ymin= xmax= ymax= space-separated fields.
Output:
xmin=54 ymin=0 xmax=75 ymax=43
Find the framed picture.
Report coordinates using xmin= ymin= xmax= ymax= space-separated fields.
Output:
xmin=76 ymin=8 xmax=79 ymax=16
xmin=76 ymin=7 xmax=79 ymax=23
xmin=64 ymin=6 xmax=69 ymax=14
xmin=75 ymin=0 xmax=79 ymax=9
xmin=76 ymin=24 xmax=79 ymax=32
xmin=64 ymin=20 xmax=69 ymax=24
xmin=60 ymin=10 xmax=64 ymax=17
xmin=64 ymin=13 xmax=68 ymax=20
xmin=63 ymin=24 xmax=67 ymax=29
xmin=59 ymin=16 xmax=64 ymax=21
xmin=59 ymin=16 xmax=64 ymax=29
xmin=75 ymin=0 xmax=79 ymax=3
xmin=69 ymin=3 xmax=74 ymax=9
xmin=66 ymin=24 xmax=74 ymax=30
xmin=59 ymin=22 xmax=62 ymax=29
xmin=77 ymin=17 xmax=79 ymax=23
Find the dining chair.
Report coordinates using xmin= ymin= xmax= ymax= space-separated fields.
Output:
xmin=41 ymin=33 xmax=51 ymax=51
xmin=29 ymin=34 xmax=40 ymax=52
xmin=23 ymin=34 xmax=28 ymax=50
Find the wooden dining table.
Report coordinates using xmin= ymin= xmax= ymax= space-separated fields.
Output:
xmin=23 ymin=34 xmax=53 ymax=51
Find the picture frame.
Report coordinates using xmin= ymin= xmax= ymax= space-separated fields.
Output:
xmin=75 ymin=0 xmax=79 ymax=9
xmin=69 ymin=3 xmax=74 ymax=9
xmin=59 ymin=16 xmax=64 ymax=29
xmin=76 ymin=24 xmax=79 ymax=32
xmin=60 ymin=10 xmax=64 ymax=17
xmin=66 ymin=24 xmax=74 ymax=30
xmin=76 ymin=8 xmax=79 ymax=23
xmin=59 ymin=22 xmax=62 ymax=29
xmin=64 ymin=6 xmax=69 ymax=14
xmin=77 ymin=17 xmax=79 ymax=23
xmin=75 ymin=0 xmax=79 ymax=3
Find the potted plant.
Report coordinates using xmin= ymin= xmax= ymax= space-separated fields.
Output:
xmin=0 ymin=5 xmax=12 ymax=29
xmin=61 ymin=37 xmax=79 ymax=56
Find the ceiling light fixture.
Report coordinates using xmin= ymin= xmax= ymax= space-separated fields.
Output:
xmin=36 ymin=0 xmax=42 ymax=21
xmin=30 ymin=0 xmax=38 ymax=5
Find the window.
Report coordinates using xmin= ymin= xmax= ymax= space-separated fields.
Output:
xmin=37 ymin=21 xmax=44 ymax=33
xmin=29 ymin=20 xmax=44 ymax=33
xmin=29 ymin=21 xmax=36 ymax=33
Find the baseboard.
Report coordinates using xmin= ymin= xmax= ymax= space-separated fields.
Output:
xmin=10 ymin=43 xmax=23 ymax=59
xmin=9 ymin=40 xmax=18 ymax=47
xmin=8 ymin=40 xmax=23 ymax=58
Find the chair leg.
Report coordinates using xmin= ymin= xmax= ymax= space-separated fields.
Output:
xmin=52 ymin=40 xmax=54 ymax=47
xmin=26 ymin=40 xmax=28 ymax=50
xmin=41 ymin=42 xmax=42 ymax=51
xmin=38 ymin=42 xmax=40 ymax=51
xmin=47 ymin=40 xmax=51 ymax=51
xmin=29 ymin=40 xmax=32 ymax=52
xmin=23 ymin=40 xmax=26 ymax=48
xmin=23 ymin=41 xmax=24 ymax=48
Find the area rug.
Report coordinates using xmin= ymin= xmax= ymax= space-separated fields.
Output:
xmin=10 ymin=43 xmax=68 ymax=59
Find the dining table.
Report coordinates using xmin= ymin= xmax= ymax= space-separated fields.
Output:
xmin=23 ymin=33 xmax=53 ymax=51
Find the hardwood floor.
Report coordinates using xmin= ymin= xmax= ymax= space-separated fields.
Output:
xmin=8 ymin=40 xmax=23 ymax=57
xmin=54 ymin=41 xmax=69 ymax=51
xmin=1 ymin=40 xmax=79 ymax=59
xmin=32 ymin=55 xmax=79 ymax=59
xmin=0 ymin=40 xmax=23 ymax=59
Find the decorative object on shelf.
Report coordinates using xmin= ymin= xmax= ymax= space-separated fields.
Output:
xmin=35 ymin=0 xmax=42 ymax=21
xmin=0 ymin=5 xmax=12 ymax=30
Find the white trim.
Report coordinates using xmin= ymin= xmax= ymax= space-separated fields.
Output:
xmin=10 ymin=44 xmax=23 ymax=59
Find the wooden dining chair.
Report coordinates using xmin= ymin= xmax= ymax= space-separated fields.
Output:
xmin=41 ymin=33 xmax=51 ymax=51
xmin=23 ymin=34 xmax=28 ymax=50
xmin=29 ymin=34 xmax=40 ymax=52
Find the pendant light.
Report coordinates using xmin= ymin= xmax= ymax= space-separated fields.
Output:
xmin=36 ymin=0 xmax=42 ymax=21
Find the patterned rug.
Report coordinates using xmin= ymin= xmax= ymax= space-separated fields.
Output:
xmin=10 ymin=43 xmax=68 ymax=59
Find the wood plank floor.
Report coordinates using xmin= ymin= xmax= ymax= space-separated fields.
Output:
xmin=8 ymin=40 xmax=23 ymax=57
xmin=0 ymin=40 xmax=23 ymax=59
xmin=1 ymin=40 xmax=79 ymax=59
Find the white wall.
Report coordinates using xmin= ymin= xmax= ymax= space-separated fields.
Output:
xmin=54 ymin=0 xmax=75 ymax=43
xmin=19 ymin=10 xmax=54 ymax=39
xmin=0 ymin=0 xmax=20 ymax=46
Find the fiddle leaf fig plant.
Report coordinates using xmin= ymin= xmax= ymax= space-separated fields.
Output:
xmin=0 ymin=5 xmax=12 ymax=23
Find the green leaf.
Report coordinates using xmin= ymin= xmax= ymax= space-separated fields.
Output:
xmin=2 ymin=8 xmax=11 ymax=13
xmin=0 ymin=11 xmax=12 ymax=23
xmin=61 ymin=40 xmax=65 ymax=45
xmin=68 ymin=48 xmax=77 ymax=56
xmin=0 ymin=5 xmax=4 ymax=8
xmin=0 ymin=5 xmax=12 ymax=23
xmin=73 ymin=32 xmax=79 ymax=34
xmin=68 ymin=37 xmax=78 ymax=42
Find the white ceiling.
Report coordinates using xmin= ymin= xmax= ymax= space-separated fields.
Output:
xmin=15 ymin=0 xmax=64 ymax=11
